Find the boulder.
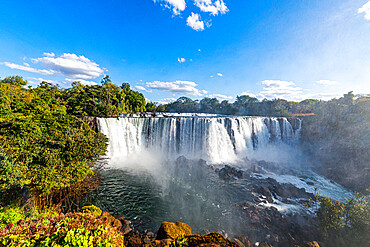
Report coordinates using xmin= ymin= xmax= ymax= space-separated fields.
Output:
xmin=218 ymin=165 xmax=244 ymax=180
xmin=186 ymin=233 xmax=239 ymax=247
xmin=156 ymin=222 xmax=192 ymax=240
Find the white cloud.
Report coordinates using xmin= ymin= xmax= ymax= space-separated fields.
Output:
xmin=27 ymin=77 xmax=64 ymax=85
xmin=32 ymin=53 xmax=104 ymax=80
xmin=43 ymin=52 xmax=55 ymax=57
xmin=178 ymin=57 xmax=186 ymax=63
xmin=154 ymin=0 xmax=186 ymax=15
xmin=208 ymin=93 xmax=232 ymax=101
xmin=256 ymin=80 xmax=345 ymax=101
xmin=217 ymin=73 xmax=223 ymax=77
xmin=155 ymin=98 xmax=177 ymax=104
xmin=146 ymin=80 xmax=207 ymax=96
xmin=359 ymin=1 xmax=370 ymax=20
xmin=0 ymin=62 xmax=55 ymax=75
xmin=316 ymin=80 xmax=339 ymax=85
xmin=1 ymin=53 xmax=104 ymax=84
xmin=194 ymin=0 xmax=228 ymax=15
xmin=65 ymin=78 xmax=98 ymax=86
xmin=186 ymin=13 xmax=205 ymax=31
xmin=134 ymin=85 xmax=152 ymax=92
xmin=258 ymin=80 xmax=303 ymax=100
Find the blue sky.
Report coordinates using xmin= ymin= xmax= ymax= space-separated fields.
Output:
xmin=0 ymin=0 xmax=369 ymax=103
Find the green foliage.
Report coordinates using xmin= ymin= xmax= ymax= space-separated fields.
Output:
xmin=164 ymin=94 xmax=322 ymax=116
xmin=170 ymin=234 xmax=189 ymax=247
xmin=315 ymin=193 xmax=370 ymax=247
xmin=0 ymin=77 xmax=108 ymax=209
xmin=0 ymin=149 xmax=20 ymax=193
xmin=0 ymin=207 xmax=124 ymax=247
xmin=0 ymin=207 xmax=25 ymax=230
xmin=81 ymin=205 xmax=102 ymax=216
xmin=63 ymin=76 xmax=146 ymax=117
xmin=1 ymin=76 xmax=28 ymax=86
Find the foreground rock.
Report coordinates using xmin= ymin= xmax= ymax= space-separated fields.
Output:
xmin=156 ymin=222 xmax=192 ymax=240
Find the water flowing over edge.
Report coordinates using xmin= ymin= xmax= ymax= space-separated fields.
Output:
xmin=97 ymin=116 xmax=302 ymax=164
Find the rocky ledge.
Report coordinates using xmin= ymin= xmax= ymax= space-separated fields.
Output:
xmin=116 ymin=217 xmax=320 ymax=247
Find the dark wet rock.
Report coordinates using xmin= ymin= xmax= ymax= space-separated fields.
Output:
xmin=235 ymin=201 xmax=320 ymax=247
xmin=125 ymin=231 xmax=144 ymax=247
xmin=156 ymin=221 xmax=192 ymax=240
xmin=186 ymin=233 xmax=239 ymax=247
xmin=273 ymin=183 xmax=313 ymax=199
xmin=218 ymin=165 xmax=244 ymax=180
xmin=254 ymin=186 xmax=273 ymax=203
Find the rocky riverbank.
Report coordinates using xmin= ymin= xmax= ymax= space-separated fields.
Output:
xmin=113 ymin=214 xmax=321 ymax=247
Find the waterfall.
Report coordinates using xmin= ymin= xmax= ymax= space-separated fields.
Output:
xmin=98 ymin=116 xmax=301 ymax=164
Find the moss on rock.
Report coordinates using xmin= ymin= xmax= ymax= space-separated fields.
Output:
xmin=156 ymin=221 xmax=192 ymax=240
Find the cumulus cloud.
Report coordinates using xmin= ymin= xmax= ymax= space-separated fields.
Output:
xmin=43 ymin=52 xmax=55 ymax=57
xmin=65 ymin=78 xmax=98 ymax=86
xmin=217 ymin=73 xmax=223 ymax=77
xmin=316 ymin=80 xmax=339 ymax=85
xmin=0 ymin=62 xmax=55 ymax=75
xmin=134 ymin=85 xmax=152 ymax=92
xmin=208 ymin=93 xmax=232 ymax=101
xmin=0 ymin=53 xmax=104 ymax=84
xmin=154 ymin=0 xmax=186 ymax=15
xmin=146 ymin=80 xmax=207 ymax=96
xmin=187 ymin=13 xmax=205 ymax=31
xmin=27 ymin=77 xmax=64 ymax=85
xmin=359 ymin=1 xmax=370 ymax=20
xmin=194 ymin=0 xmax=228 ymax=15
xmin=178 ymin=57 xmax=186 ymax=63
xmin=155 ymin=98 xmax=177 ymax=104
xmin=258 ymin=80 xmax=303 ymax=100
xmin=32 ymin=53 xmax=104 ymax=80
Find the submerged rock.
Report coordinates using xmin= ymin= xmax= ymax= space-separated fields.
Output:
xmin=156 ymin=221 xmax=192 ymax=240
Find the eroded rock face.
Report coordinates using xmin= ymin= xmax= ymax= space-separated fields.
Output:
xmin=156 ymin=221 xmax=192 ymax=240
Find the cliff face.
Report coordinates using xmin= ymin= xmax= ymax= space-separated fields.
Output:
xmin=77 ymin=116 xmax=99 ymax=132
xmin=300 ymin=102 xmax=370 ymax=194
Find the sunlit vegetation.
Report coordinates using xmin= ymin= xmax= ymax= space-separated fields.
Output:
xmin=314 ymin=192 xmax=370 ymax=247
xmin=0 ymin=205 xmax=124 ymax=247
xmin=63 ymin=76 xmax=146 ymax=116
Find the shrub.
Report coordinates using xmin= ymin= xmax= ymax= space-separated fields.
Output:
xmin=0 ymin=207 xmax=25 ymax=230
xmin=0 ymin=207 xmax=124 ymax=247
xmin=315 ymin=193 xmax=370 ymax=247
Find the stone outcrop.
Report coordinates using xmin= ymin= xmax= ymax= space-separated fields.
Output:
xmin=156 ymin=222 xmax=192 ymax=240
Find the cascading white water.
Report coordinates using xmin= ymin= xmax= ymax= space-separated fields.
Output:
xmin=98 ymin=116 xmax=301 ymax=164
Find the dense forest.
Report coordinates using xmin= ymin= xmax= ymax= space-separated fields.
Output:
xmin=154 ymin=93 xmax=363 ymax=117
xmin=0 ymin=75 xmax=368 ymax=246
